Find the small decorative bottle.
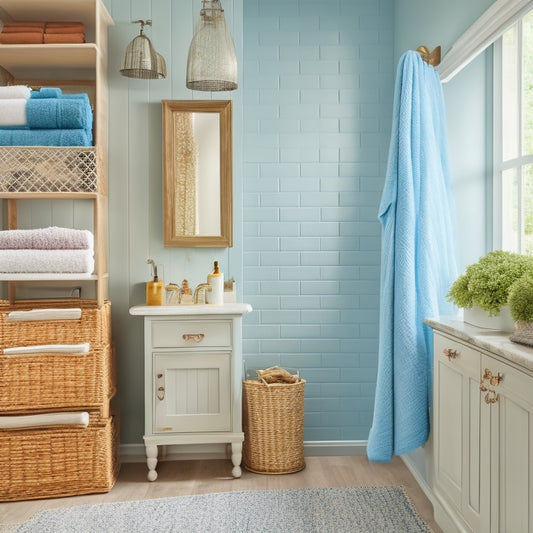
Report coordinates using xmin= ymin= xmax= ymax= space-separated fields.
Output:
xmin=180 ymin=279 xmax=194 ymax=305
xmin=146 ymin=259 xmax=164 ymax=305
xmin=206 ymin=261 xmax=224 ymax=305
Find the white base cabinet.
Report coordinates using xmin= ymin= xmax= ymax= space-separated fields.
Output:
xmin=130 ymin=304 xmax=252 ymax=481
xmin=430 ymin=322 xmax=533 ymax=533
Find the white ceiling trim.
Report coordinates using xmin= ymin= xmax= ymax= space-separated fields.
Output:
xmin=438 ymin=0 xmax=533 ymax=83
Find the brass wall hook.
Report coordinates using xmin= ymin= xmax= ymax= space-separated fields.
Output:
xmin=416 ymin=45 xmax=441 ymax=66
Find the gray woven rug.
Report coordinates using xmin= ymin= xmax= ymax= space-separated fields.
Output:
xmin=16 ymin=486 xmax=433 ymax=533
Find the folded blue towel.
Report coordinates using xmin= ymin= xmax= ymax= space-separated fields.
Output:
xmin=30 ymin=87 xmax=63 ymax=99
xmin=26 ymin=98 xmax=93 ymax=131
xmin=0 ymin=128 xmax=91 ymax=146
xmin=366 ymin=51 xmax=458 ymax=462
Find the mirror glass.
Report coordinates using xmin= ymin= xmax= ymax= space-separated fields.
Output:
xmin=162 ymin=100 xmax=232 ymax=247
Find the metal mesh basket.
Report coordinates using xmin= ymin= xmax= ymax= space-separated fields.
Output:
xmin=0 ymin=146 xmax=100 ymax=193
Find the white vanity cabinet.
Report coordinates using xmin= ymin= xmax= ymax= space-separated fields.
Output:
xmin=129 ymin=304 xmax=252 ymax=481
xmin=429 ymin=319 xmax=533 ymax=533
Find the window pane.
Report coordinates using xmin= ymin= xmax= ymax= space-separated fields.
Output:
xmin=523 ymin=11 xmax=533 ymax=155
xmin=524 ymin=164 xmax=533 ymax=254
xmin=503 ymin=24 xmax=519 ymax=161
xmin=502 ymin=168 xmax=519 ymax=252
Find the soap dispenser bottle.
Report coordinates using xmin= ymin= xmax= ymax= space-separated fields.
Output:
xmin=206 ymin=261 xmax=224 ymax=305
xmin=146 ymin=259 xmax=164 ymax=305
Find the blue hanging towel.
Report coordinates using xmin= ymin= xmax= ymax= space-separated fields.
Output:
xmin=367 ymin=51 xmax=458 ymax=462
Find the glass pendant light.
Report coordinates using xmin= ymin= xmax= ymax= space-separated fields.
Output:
xmin=120 ymin=20 xmax=167 ymax=80
xmin=186 ymin=0 xmax=237 ymax=91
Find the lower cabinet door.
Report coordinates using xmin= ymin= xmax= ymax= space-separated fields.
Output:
xmin=153 ymin=352 xmax=231 ymax=433
xmin=484 ymin=354 xmax=533 ymax=533
xmin=433 ymin=333 xmax=487 ymax=533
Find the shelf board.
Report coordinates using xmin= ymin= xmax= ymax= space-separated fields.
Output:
xmin=0 ymin=44 xmax=98 ymax=79
xmin=0 ymin=273 xmax=98 ymax=281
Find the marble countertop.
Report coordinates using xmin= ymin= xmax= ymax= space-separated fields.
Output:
xmin=425 ymin=316 xmax=533 ymax=372
xmin=129 ymin=303 xmax=252 ymax=317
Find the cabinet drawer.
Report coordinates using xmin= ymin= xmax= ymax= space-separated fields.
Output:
xmin=151 ymin=320 xmax=231 ymax=349
xmin=434 ymin=332 xmax=480 ymax=375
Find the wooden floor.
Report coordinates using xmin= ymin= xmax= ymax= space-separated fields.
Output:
xmin=1 ymin=456 xmax=442 ymax=532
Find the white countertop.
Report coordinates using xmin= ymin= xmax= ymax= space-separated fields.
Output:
xmin=129 ymin=303 xmax=253 ymax=317
xmin=425 ymin=316 xmax=533 ymax=372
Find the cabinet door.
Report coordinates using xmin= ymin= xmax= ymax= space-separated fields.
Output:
xmin=482 ymin=354 xmax=533 ymax=533
xmin=433 ymin=333 xmax=488 ymax=532
xmin=153 ymin=352 xmax=231 ymax=433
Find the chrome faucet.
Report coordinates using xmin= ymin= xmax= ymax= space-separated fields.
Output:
xmin=194 ymin=283 xmax=212 ymax=304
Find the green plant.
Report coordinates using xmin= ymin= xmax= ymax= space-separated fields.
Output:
xmin=446 ymin=250 xmax=533 ymax=316
xmin=509 ymin=274 xmax=533 ymax=322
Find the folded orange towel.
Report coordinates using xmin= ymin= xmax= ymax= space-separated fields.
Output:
xmin=45 ymin=21 xmax=85 ymax=31
xmin=1 ymin=26 xmax=46 ymax=34
xmin=2 ymin=21 xmax=46 ymax=29
xmin=45 ymin=26 xmax=86 ymax=35
xmin=43 ymin=33 xmax=85 ymax=44
xmin=0 ymin=32 xmax=43 ymax=44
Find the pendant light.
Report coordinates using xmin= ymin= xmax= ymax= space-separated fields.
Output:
xmin=120 ymin=20 xmax=167 ymax=80
xmin=186 ymin=0 xmax=237 ymax=91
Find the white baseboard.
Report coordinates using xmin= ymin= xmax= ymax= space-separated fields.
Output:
xmin=400 ymin=453 xmax=436 ymax=507
xmin=120 ymin=440 xmax=368 ymax=463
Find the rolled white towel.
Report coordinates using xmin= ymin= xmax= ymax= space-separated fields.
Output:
xmin=0 ymin=227 xmax=94 ymax=250
xmin=0 ymin=85 xmax=31 ymax=99
xmin=0 ymin=411 xmax=89 ymax=429
xmin=0 ymin=98 xmax=28 ymax=126
xmin=7 ymin=308 xmax=83 ymax=322
xmin=3 ymin=343 xmax=90 ymax=355
xmin=0 ymin=249 xmax=94 ymax=274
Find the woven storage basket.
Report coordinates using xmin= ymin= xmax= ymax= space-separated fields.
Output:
xmin=242 ymin=379 xmax=306 ymax=474
xmin=510 ymin=320 xmax=533 ymax=347
xmin=0 ymin=299 xmax=111 ymax=349
xmin=0 ymin=146 xmax=100 ymax=193
xmin=0 ymin=344 xmax=114 ymax=414
xmin=0 ymin=410 xmax=120 ymax=502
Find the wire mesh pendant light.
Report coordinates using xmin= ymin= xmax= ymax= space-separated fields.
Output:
xmin=186 ymin=0 xmax=237 ymax=91
xmin=120 ymin=20 xmax=167 ymax=79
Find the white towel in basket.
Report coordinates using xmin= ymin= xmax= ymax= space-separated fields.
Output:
xmin=3 ymin=342 xmax=90 ymax=355
xmin=7 ymin=308 xmax=82 ymax=322
xmin=0 ymin=411 xmax=89 ymax=429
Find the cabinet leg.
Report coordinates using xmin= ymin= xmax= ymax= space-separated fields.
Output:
xmin=146 ymin=444 xmax=158 ymax=481
xmin=231 ymin=441 xmax=242 ymax=478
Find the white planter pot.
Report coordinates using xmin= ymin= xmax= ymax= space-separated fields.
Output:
xmin=463 ymin=305 xmax=515 ymax=332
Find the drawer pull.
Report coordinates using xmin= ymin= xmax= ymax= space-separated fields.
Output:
xmin=480 ymin=368 xmax=503 ymax=404
xmin=443 ymin=348 xmax=458 ymax=361
xmin=182 ymin=333 xmax=205 ymax=343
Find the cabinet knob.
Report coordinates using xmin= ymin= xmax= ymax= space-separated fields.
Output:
xmin=157 ymin=386 xmax=165 ymax=401
xmin=443 ymin=348 xmax=458 ymax=361
xmin=182 ymin=333 xmax=205 ymax=343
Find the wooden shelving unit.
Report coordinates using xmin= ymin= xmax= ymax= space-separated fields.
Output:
xmin=0 ymin=0 xmax=113 ymax=307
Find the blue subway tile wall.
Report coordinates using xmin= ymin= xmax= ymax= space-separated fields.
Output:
xmin=243 ymin=0 xmax=394 ymax=441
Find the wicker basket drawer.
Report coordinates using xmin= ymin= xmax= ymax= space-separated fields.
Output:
xmin=0 ymin=411 xmax=119 ymax=502
xmin=151 ymin=319 xmax=231 ymax=349
xmin=0 ymin=344 xmax=115 ymax=413
xmin=0 ymin=146 xmax=101 ymax=193
xmin=0 ymin=299 xmax=111 ymax=349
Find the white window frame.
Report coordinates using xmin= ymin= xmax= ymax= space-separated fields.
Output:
xmin=493 ymin=14 xmax=533 ymax=253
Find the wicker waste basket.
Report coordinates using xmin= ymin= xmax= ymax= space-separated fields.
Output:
xmin=242 ymin=366 xmax=305 ymax=474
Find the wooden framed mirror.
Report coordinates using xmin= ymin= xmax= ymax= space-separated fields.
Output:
xmin=162 ymin=100 xmax=232 ymax=247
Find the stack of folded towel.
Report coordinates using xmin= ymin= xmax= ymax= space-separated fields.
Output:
xmin=0 ymin=21 xmax=85 ymax=44
xmin=0 ymin=226 xmax=94 ymax=274
xmin=0 ymin=85 xmax=93 ymax=146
